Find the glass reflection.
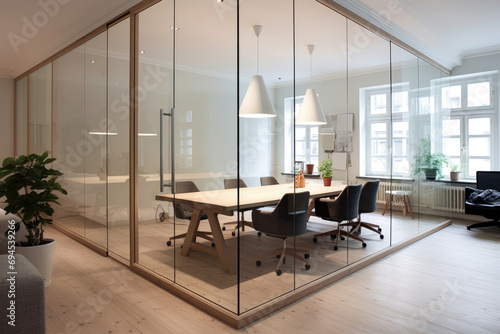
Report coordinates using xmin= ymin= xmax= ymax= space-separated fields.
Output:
xmin=107 ymin=18 xmax=130 ymax=260
xmin=348 ymin=20 xmax=391 ymax=262
xmin=137 ymin=0 xmax=174 ymax=281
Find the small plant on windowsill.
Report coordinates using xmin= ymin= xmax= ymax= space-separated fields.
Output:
xmin=318 ymin=159 xmax=333 ymax=186
xmin=449 ymin=163 xmax=464 ymax=181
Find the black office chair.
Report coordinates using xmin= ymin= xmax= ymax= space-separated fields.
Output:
xmin=342 ymin=180 xmax=384 ymax=239
xmin=313 ymin=184 xmax=365 ymax=250
xmin=260 ymin=176 xmax=279 ymax=186
xmin=167 ymin=181 xmax=214 ymax=246
xmin=252 ymin=192 xmax=311 ymax=275
xmin=222 ymin=178 xmax=253 ymax=236
xmin=465 ymin=171 xmax=500 ymax=230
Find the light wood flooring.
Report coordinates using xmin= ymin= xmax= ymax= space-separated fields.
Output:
xmin=45 ymin=217 xmax=500 ymax=333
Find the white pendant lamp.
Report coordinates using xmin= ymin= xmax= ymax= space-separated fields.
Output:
xmin=296 ymin=44 xmax=327 ymax=125
xmin=239 ymin=25 xmax=276 ymax=118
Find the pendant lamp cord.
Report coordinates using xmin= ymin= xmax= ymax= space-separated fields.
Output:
xmin=256 ymin=34 xmax=260 ymax=75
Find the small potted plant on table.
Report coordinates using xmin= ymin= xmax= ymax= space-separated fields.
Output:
xmin=318 ymin=159 xmax=333 ymax=186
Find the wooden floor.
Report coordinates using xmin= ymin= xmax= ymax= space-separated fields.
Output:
xmin=45 ymin=218 xmax=500 ymax=333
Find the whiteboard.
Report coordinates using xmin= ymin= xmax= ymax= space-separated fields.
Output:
xmin=331 ymin=152 xmax=347 ymax=170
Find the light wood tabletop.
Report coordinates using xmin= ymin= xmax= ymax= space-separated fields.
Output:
xmin=156 ymin=182 xmax=345 ymax=274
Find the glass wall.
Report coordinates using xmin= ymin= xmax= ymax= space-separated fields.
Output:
xmin=136 ymin=0 xmax=174 ymax=281
xmin=28 ymin=63 xmax=52 ymax=155
xmin=15 ymin=77 xmax=28 ymax=156
xmin=15 ymin=0 xmax=453 ymax=323
xmin=107 ymin=18 xmax=131 ymax=261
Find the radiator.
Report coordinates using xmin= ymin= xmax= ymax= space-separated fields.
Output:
xmin=376 ymin=181 xmax=465 ymax=213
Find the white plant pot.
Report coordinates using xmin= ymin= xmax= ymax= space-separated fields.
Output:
xmin=16 ymin=239 xmax=56 ymax=288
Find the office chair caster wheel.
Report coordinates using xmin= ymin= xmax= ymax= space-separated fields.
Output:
xmin=232 ymin=232 xmax=236 ymax=236
xmin=305 ymin=264 xmax=310 ymax=270
xmin=362 ymin=242 xmax=367 ymax=248
xmin=212 ymin=243 xmax=215 ymax=247
xmin=258 ymin=231 xmax=262 ymax=236
xmin=340 ymin=236 xmax=345 ymax=241
xmin=180 ymin=245 xmax=183 ymax=249
xmin=333 ymin=245 xmax=338 ymax=251
xmin=467 ymin=226 xmax=471 ymax=230
xmin=313 ymin=237 xmax=318 ymax=243
xmin=222 ymin=226 xmax=226 ymax=231
xmin=276 ymin=254 xmax=281 ymax=258
xmin=276 ymin=269 xmax=282 ymax=276
xmin=166 ymin=241 xmax=172 ymax=246
xmin=304 ymin=254 xmax=309 ymax=259
xmin=256 ymin=260 xmax=261 ymax=266
xmin=380 ymin=234 xmax=384 ymax=239
xmin=330 ymin=234 xmax=336 ymax=240
xmin=378 ymin=227 xmax=382 ymax=232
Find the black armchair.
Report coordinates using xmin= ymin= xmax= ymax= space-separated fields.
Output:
xmin=252 ymin=192 xmax=311 ymax=275
xmin=342 ymin=180 xmax=384 ymax=239
xmin=313 ymin=184 xmax=365 ymax=250
xmin=465 ymin=171 xmax=500 ymax=230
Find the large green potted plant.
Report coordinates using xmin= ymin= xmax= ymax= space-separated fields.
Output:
xmin=318 ymin=159 xmax=333 ymax=186
xmin=411 ymin=136 xmax=448 ymax=180
xmin=0 ymin=152 xmax=67 ymax=287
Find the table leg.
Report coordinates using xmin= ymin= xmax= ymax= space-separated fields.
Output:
xmin=206 ymin=211 xmax=232 ymax=274
xmin=180 ymin=208 xmax=203 ymax=257
xmin=382 ymin=193 xmax=391 ymax=216
xmin=307 ymin=199 xmax=315 ymax=221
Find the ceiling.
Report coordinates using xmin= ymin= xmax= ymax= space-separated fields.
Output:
xmin=1 ymin=0 xmax=500 ymax=80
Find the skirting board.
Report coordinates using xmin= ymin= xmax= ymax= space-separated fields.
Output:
xmin=128 ymin=220 xmax=452 ymax=328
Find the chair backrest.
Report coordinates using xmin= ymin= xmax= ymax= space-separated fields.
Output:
xmin=174 ymin=181 xmax=200 ymax=219
xmin=476 ymin=171 xmax=500 ymax=191
xmin=316 ymin=184 xmax=362 ymax=222
xmin=224 ymin=178 xmax=247 ymax=189
xmin=260 ymin=176 xmax=279 ymax=186
xmin=253 ymin=192 xmax=310 ymax=237
xmin=358 ymin=180 xmax=379 ymax=215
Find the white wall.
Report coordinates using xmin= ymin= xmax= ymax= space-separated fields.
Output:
xmin=0 ymin=76 xmax=15 ymax=161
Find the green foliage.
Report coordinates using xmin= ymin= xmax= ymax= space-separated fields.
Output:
xmin=411 ymin=136 xmax=449 ymax=180
xmin=449 ymin=162 xmax=464 ymax=173
xmin=318 ymin=159 xmax=333 ymax=178
xmin=0 ymin=152 xmax=67 ymax=246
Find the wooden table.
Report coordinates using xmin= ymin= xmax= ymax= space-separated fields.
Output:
xmin=156 ymin=183 xmax=345 ymax=274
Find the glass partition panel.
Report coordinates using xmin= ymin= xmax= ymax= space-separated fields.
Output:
xmin=175 ymin=0 xmax=238 ymax=312
xmin=417 ymin=58 xmax=453 ymax=231
xmin=28 ymin=63 xmax=52 ymax=155
xmin=390 ymin=43 xmax=419 ymax=244
xmin=107 ymin=18 xmax=130 ymax=260
xmin=83 ymin=32 xmax=108 ymax=248
xmin=137 ymin=0 xmax=174 ymax=281
xmin=53 ymin=47 xmax=85 ymax=236
xmin=347 ymin=21 xmax=390 ymax=260
xmin=294 ymin=0 xmax=349 ymax=286
xmin=239 ymin=0 xmax=293 ymax=312
xmin=16 ymin=77 xmax=28 ymax=156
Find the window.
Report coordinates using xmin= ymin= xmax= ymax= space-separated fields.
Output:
xmin=284 ymin=96 xmax=319 ymax=173
xmin=361 ymin=83 xmax=410 ymax=177
xmin=439 ymin=71 xmax=497 ymax=178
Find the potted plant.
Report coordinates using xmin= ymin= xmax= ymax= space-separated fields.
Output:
xmin=449 ymin=163 xmax=464 ymax=181
xmin=411 ymin=136 xmax=448 ymax=180
xmin=0 ymin=152 xmax=67 ymax=287
xmin=318 ymin=159 xmax=333 ymax=186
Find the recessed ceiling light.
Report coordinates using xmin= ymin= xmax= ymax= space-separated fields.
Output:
xmin=91 ymin=60 xmax=95 ymax=64
xmin=140 ymin=50 xmax=145 ymax=54
xmin=170 ymin=26 xmax=180 ymax=31
xmin=115 ymin=82 xmax=119 ymax=85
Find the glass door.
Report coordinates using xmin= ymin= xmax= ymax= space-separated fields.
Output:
xmin=136 ymin=0 xmax=175 ymax=281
